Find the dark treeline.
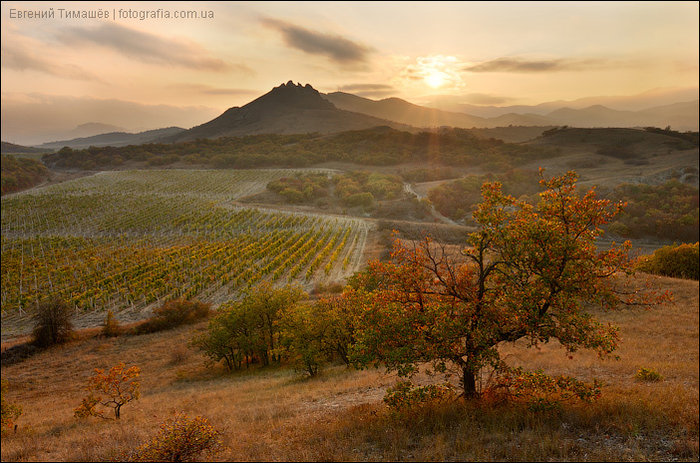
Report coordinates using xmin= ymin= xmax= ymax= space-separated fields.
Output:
xmin=428 ymin=170 xmax=699 ymax=242
xmin=604 ymin=180 xmax=699 ymax=242
xmin=42 ymin=127 xmax=561 ymax=170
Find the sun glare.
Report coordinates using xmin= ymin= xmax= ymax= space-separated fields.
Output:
xmin=407 ymin=55 xmax=462 ymax=90
xmin=425 ymin=71 xmax=447 ymax=88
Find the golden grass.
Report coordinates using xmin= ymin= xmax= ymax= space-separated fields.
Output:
xmin=1 ymin=274 xmax=697 ymax=461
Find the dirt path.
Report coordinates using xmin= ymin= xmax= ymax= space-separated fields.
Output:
xmin=403 ymin=181 xmax=461 ymax=225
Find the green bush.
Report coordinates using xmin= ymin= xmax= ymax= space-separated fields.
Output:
xmin=135 ymin=299 xmax=211 ymax=334
xmin=636 ymin=243 xmax=699 ymax=280
xmin=345 ymin=192 xmax=374 ymax=209
xmin=32 ymin=298 xmax=73 ymax=347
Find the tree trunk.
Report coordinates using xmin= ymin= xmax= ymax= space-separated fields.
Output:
xmin=462 ymin=367 xmax=478 ymax=398
xmin=115 ymin=404 xmax=121 ymax=419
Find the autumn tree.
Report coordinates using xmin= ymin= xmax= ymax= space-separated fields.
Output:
xmin=32 ymin=297 xmax=73 ymax=347
xmin=74 ymin=363 xmax=140 ymax=419
xmin=351 ymin=170 xmax=661 ymax=398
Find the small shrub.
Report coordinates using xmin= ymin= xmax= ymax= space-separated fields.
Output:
xmin=1 ymin=379 xmax=22 ymax=433
xmin=486 ymin=367 xmax=603 ymax=411
xmin=383 ymin=380 xmax=456 ymax=414
xmin=32 ymin=298 xmax=73 ymax=347
xmin=128 ymin=413 xmax=221 ymax=462
xmin=102 ymin=310 xmax=121 ymax=337
xmin=74 ymin=363 xmax=140 ymax=420
xmin=635 ymin=367 xmax=663 ymax=382
xmin=135 ymin=299 xmax=211 ymax=334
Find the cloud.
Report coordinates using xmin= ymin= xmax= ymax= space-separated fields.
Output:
xmin=464 ymin=57 xmax=616 ymax=73
xmin=262 ymin=18 xmax=371 ymax=64
xmin=1 ymin=36 xmax=101 ymax=81
xmin=56 ymin=23 xmax=235 ymax=72
xmin=169 ymin=83 xmax=258 ymax=96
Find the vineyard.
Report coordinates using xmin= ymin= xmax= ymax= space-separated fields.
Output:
xmin=1 ymin=169 xmax=370 ymax=327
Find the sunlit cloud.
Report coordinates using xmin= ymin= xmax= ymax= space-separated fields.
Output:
xmin=56 ymin=23 xmax=233 ymax=72
xmin=262 ymin=18 xmax=372 ymax=65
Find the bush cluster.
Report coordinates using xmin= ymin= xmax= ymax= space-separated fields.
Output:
xmin=267 ymin=173 xmax=330 ymax=203
xmin=191 ymin=284 xmax=355 ymax=376
xmin=636 ymin=243 xmax=699 ymax=280
xmin=1 ymin=155 xmax=49 ymax=195
xmin=604 ymin=181 xmax=699 ymax=242
xmin=428 ymin=169 xmax=541 ymax=222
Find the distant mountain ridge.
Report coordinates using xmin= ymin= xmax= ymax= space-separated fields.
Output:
xmin=325 ymin=92 xmax=699 ymax=131
xmin=38 ymin=127 xmax=186 ymax=149
xmin=425 ymin=87 xmax=699 ymax=115
xmin=27 ymin=84 xmax=697 ymax=151
xmin=164 ymin=81 xmax=411 ymax=143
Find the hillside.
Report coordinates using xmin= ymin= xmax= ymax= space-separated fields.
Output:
xmin=1 ymin=142 xmax=51 ymax=155
xmin=38 ymin=127 xmax=186 ymax=150
xmin=165 ymin=82 xmax=411 ymax=142
xmin=1 ymin=274 xmax=696 ymax=461
xmin=530 ymin=126 xmax=698 ymax=153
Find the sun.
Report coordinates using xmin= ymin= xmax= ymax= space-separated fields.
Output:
xmin=424 ymin=70 xmax=447 ymax=88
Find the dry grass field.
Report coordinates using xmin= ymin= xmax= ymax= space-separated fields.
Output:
xmin=1 ymin=273 xmax=697 ymax=462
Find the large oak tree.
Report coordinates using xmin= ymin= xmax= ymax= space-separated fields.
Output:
xmin=351 ymin=170 xmax=660 ymax=397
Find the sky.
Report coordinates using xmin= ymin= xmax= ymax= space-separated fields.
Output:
xmin=1 ymin=1 xmax=698 ymax=144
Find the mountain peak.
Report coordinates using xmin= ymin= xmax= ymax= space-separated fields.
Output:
xmin=252 ymin=81 xmax=335 ymax=111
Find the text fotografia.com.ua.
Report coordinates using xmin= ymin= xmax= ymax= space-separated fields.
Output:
xmin=9 ymin=8 xmax=215 ymax=20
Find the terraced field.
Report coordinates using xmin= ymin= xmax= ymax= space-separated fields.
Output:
xmin=1 ymin=169 xmax=370 ymax=335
